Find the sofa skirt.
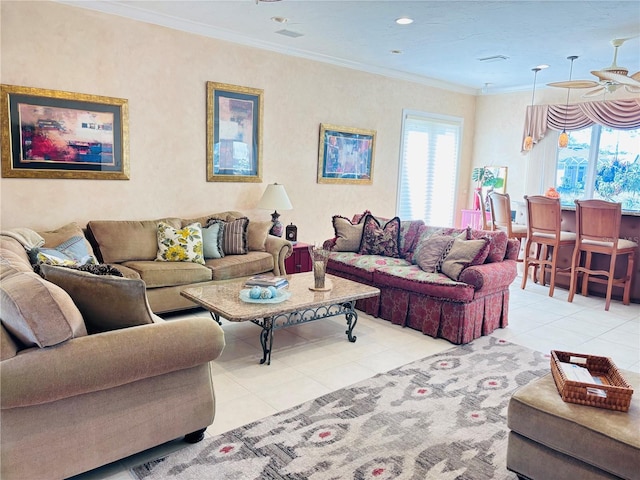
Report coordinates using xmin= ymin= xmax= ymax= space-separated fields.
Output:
xmin=378 ymin=287 xmax=509 ymax=344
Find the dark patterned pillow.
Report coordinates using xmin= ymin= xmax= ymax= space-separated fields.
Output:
xmin=33 ymin=262 xmax=124 ymax=278
xmin=358 ymin=215 xmax=401 ymax=258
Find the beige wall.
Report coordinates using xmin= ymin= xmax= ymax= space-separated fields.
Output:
xmin=0 ymin=0 xmax=479 ymax=243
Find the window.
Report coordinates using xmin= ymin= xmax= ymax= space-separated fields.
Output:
xmin=556 ymin=125 xmax=640 ymax=212
xmin=397 ymin=110 xmax=462 ymax=226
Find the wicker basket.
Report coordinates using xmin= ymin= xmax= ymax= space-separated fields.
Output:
xmin=550 ymin=350 xmax=633 ymax=412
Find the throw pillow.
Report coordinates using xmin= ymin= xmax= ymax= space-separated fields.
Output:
xmin=246 ymin=220 xmax=272 ymax=252
xmin=0 ymin=270 xmax=87 ymax=347
xmin=332 ymin=215 xmax=365 ymax=252
xmin=28 ymin=234 xmax=98 ymax=268
xmin=37 ymin=222 xmax=98 ymax=263
xmin=40 ymin=264 xmax=156 ymax=334
xmin=156 ymin=222 xmax=205 ymax=265
xmin=358 ymin=215 xmax=401 ymax=258
xmin=220 ymin=217 xmax=249 ymax=255
xmin=440 ymin=237 xmax=491 ymax=281
xmin=202 ymin=220 xmax=224 ymax=259
xmin=415 ymin=235 xmax=455 ymax=273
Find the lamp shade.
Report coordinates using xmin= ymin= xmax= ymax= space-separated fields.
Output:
xmin=257 ymin=183 xmax=293 ymax=211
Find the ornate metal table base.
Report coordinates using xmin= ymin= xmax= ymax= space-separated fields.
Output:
xmin=234 ymin=300 xmax=359 ymax=365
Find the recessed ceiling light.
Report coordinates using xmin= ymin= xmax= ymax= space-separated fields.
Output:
xmin=271 ymin=16 xmax=288 ymax=23
xmin=391 ymin=49 xmax=403 ymax=54
xmin=536 ymin=64 xmax=550 ymax=69
xmin=395 ymin=17 xmax=414 ymax=25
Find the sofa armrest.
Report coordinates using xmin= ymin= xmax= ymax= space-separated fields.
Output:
xmin=265 ymin=235 xmax=293 ymax=276
xmin=459 ymin=259 xmax=518 ymax=292
xmin=504 ymin=238 xmax=521 ymax=261
xmin=1 ymin=317 xmax=225 ymax=409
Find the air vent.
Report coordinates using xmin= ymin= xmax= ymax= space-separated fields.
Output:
xmin=275 ymin=29 xmax=304 ymax=38
xmin=477 ymin=55 xmax=509 ymax=63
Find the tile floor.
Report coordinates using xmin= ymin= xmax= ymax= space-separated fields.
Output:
xmin=71 ymin=277 xmax=639 ymax=480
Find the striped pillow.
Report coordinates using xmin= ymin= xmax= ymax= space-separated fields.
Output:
xmin=221 ymin=217 xmax=249 ymax=255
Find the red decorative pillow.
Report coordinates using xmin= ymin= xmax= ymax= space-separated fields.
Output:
xmin=358 ymin=215 xmax=401 ymax=258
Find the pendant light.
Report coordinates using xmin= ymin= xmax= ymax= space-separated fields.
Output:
xmin=523 ymin=67 xmax=542 ymax=151
xmin=558 ymin=56 xmax=578 ymax=149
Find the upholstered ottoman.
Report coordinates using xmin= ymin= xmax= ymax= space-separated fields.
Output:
xmin=507 ymin=371 xmax=639 ymax=480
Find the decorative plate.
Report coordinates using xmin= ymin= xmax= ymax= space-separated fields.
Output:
xmin=239 ymin=289 xmax=291 ymax=304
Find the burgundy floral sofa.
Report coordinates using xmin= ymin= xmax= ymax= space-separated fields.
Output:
xmin=323 ymin=212 xmax=519 ymax=344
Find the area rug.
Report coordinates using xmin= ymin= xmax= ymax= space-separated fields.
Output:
xmin=131 ymin=336 xmax=550 ymax=480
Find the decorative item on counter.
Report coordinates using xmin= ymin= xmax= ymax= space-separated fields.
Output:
xmin=545 ymin=186 xmax=560 ymax=198
xmin=308 ymin=244 xmax=331 ymax=291
xmin=286 ymin=223 xmax=298 ymax=243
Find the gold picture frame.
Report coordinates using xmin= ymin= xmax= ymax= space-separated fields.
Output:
xmin=206 ymin=82 xmax=263 ymax=182
xmin=317 ymin=123 xmax=376 ymax=185
xmin=1 ymin=84 xmax=129 ymax=180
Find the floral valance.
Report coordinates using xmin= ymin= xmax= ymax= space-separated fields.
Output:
xmin=521 ymin=98 xmax=640 ymax=152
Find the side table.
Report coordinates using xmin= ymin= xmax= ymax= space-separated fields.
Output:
xmin=285 ymin=242 xmax=313 ymax=274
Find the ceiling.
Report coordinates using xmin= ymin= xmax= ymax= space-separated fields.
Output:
xmin=61 ymin=0 xmax=640 ymax=95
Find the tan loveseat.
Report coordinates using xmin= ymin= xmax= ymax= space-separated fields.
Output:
xmin=0 ymin=235 xmax=226 ymax=480
xmin=86 ymin=210 xmax=293 ymax=313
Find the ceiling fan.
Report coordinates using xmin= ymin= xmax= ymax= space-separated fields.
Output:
xmin=548 ymin=38 xmax=640 ymax=98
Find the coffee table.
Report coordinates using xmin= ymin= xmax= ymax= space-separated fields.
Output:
xmin=180 ymin=272 xmax=380 ymax=365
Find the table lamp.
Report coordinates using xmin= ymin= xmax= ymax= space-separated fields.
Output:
xmin=257 ymin=183 xmax=292 ymax=237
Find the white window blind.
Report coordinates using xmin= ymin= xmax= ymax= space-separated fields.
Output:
xmin=396 ymin=110 xmax=462 ymax=226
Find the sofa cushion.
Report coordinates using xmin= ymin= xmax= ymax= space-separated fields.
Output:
xmin=413 ymin=226 xmax=469 ymax=265
xmin=374 ymin=265 xmax=475 ymax=302
xmin=415 ymin=235 xmax=455 ymax=273
xmin=327 ymin=252 xmax=411 ymax=283
xmin=0 ymin=270 xmax=87 ymax=347
xmin=220 ymin=217 xmax=249 ymax=255
xmin=40 ymin=264 xmax=156 ymax=333
xmin=358 ymin=215 xmax=401 ymax=258
xmin=205 ymin=251 xmax=274 ymax=281
xmin=246 ymin=220 xmax=272 ymax=252
xmin=122 ymin=260 xmax=212 ymax=288
xmin=202 ymin=221 xmax=224 ymax=259
xmin=182 ymin=210 xmax=245 ymax=228
xmin=1 ymin=249 xmax=33 ymax=278
xmin=332 ymin=215 xmax=365 ymax=252
xmin=156 ymin=222 xmax=205 ymax=265
xmin=440 ymin=237 xmax=491 ymax=281
xmin=88 ymin=218 xmax=182 ymax=263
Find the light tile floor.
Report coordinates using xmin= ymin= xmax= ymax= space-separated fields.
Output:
xmin=70 ymin=277 xmax=639 ymax=479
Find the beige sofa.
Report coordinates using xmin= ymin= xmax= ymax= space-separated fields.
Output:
xmin=85 ymin=210 xmax=293 ymax=313
xmin=0 ymin=235 xmax=226 ymax=480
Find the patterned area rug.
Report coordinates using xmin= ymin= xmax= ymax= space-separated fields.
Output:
xmin=131 ymin=336 xmax=549 ymax=480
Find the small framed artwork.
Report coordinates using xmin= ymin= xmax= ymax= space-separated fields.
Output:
xmin=206 ymin=81 xmax=263 ymax=182
xmin=0 ymin=84 xmax=129 ymax=180
xmin=318 ymin=124 xmax=376 ymax=184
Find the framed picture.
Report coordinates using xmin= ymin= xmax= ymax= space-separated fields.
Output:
xmin=1 ymin=84 xmax=129 ymax=180
xmin=318 ymin=124 xmax=376 ymax=185
xmin=206 ymin=82 xmax=263 ymax=182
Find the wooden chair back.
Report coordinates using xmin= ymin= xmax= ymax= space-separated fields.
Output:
xmin=575 ymin=199 xmax=622 ymax=248
xmin=526 ymin=195 xmax=562 ymax=237
xmin=488 ymin=191 xmax=514 ymax=236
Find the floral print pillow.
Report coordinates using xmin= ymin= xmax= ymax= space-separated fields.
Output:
xmin=156 ymin=222 xmax=205 ymax=264
xmin=358 ymin=215 xmax=401 ymax=258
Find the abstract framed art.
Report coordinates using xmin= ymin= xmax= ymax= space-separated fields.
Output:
xmin=0 ymin=84 xmax=129 ymax=180
xmin=317 ymin=123 xmax=375 ymax=185
xmin=206 ymin=81 xmax=263 ymax=182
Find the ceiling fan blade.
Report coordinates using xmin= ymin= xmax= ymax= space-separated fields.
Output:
xmin=547 ymin=80 xmax=600 ymax=89
xmin=630 ymin=71 xmax=640 ymax=81
xmin=624 ymin=85 xmax=640 ymax=93
xmin=593 ymin=70 xmax=640 ymax=87
xmin=582 ymin=86 xmax=607 ymax=98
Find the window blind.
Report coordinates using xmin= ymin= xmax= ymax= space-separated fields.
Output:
xmin=397 ymin=111 xmax=462 ymax=226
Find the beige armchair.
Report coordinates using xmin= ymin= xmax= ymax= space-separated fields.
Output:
xmin=0 ymin=236 xmax=225 ymax=480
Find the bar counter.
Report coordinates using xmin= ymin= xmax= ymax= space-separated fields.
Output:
xmin=551 ymin=208 xmax=640 ymax=304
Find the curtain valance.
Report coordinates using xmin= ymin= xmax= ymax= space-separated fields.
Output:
xmin=521 ymin=98 xmax=640 ymax=152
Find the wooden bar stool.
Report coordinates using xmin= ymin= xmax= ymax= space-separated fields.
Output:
xmin=488 ymin=191 xmax=527 ymax=260
xmin=568 ymin=199 xmax=637 ymax=311
xmin=521 ymin=195 xmax=576 ymax=297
